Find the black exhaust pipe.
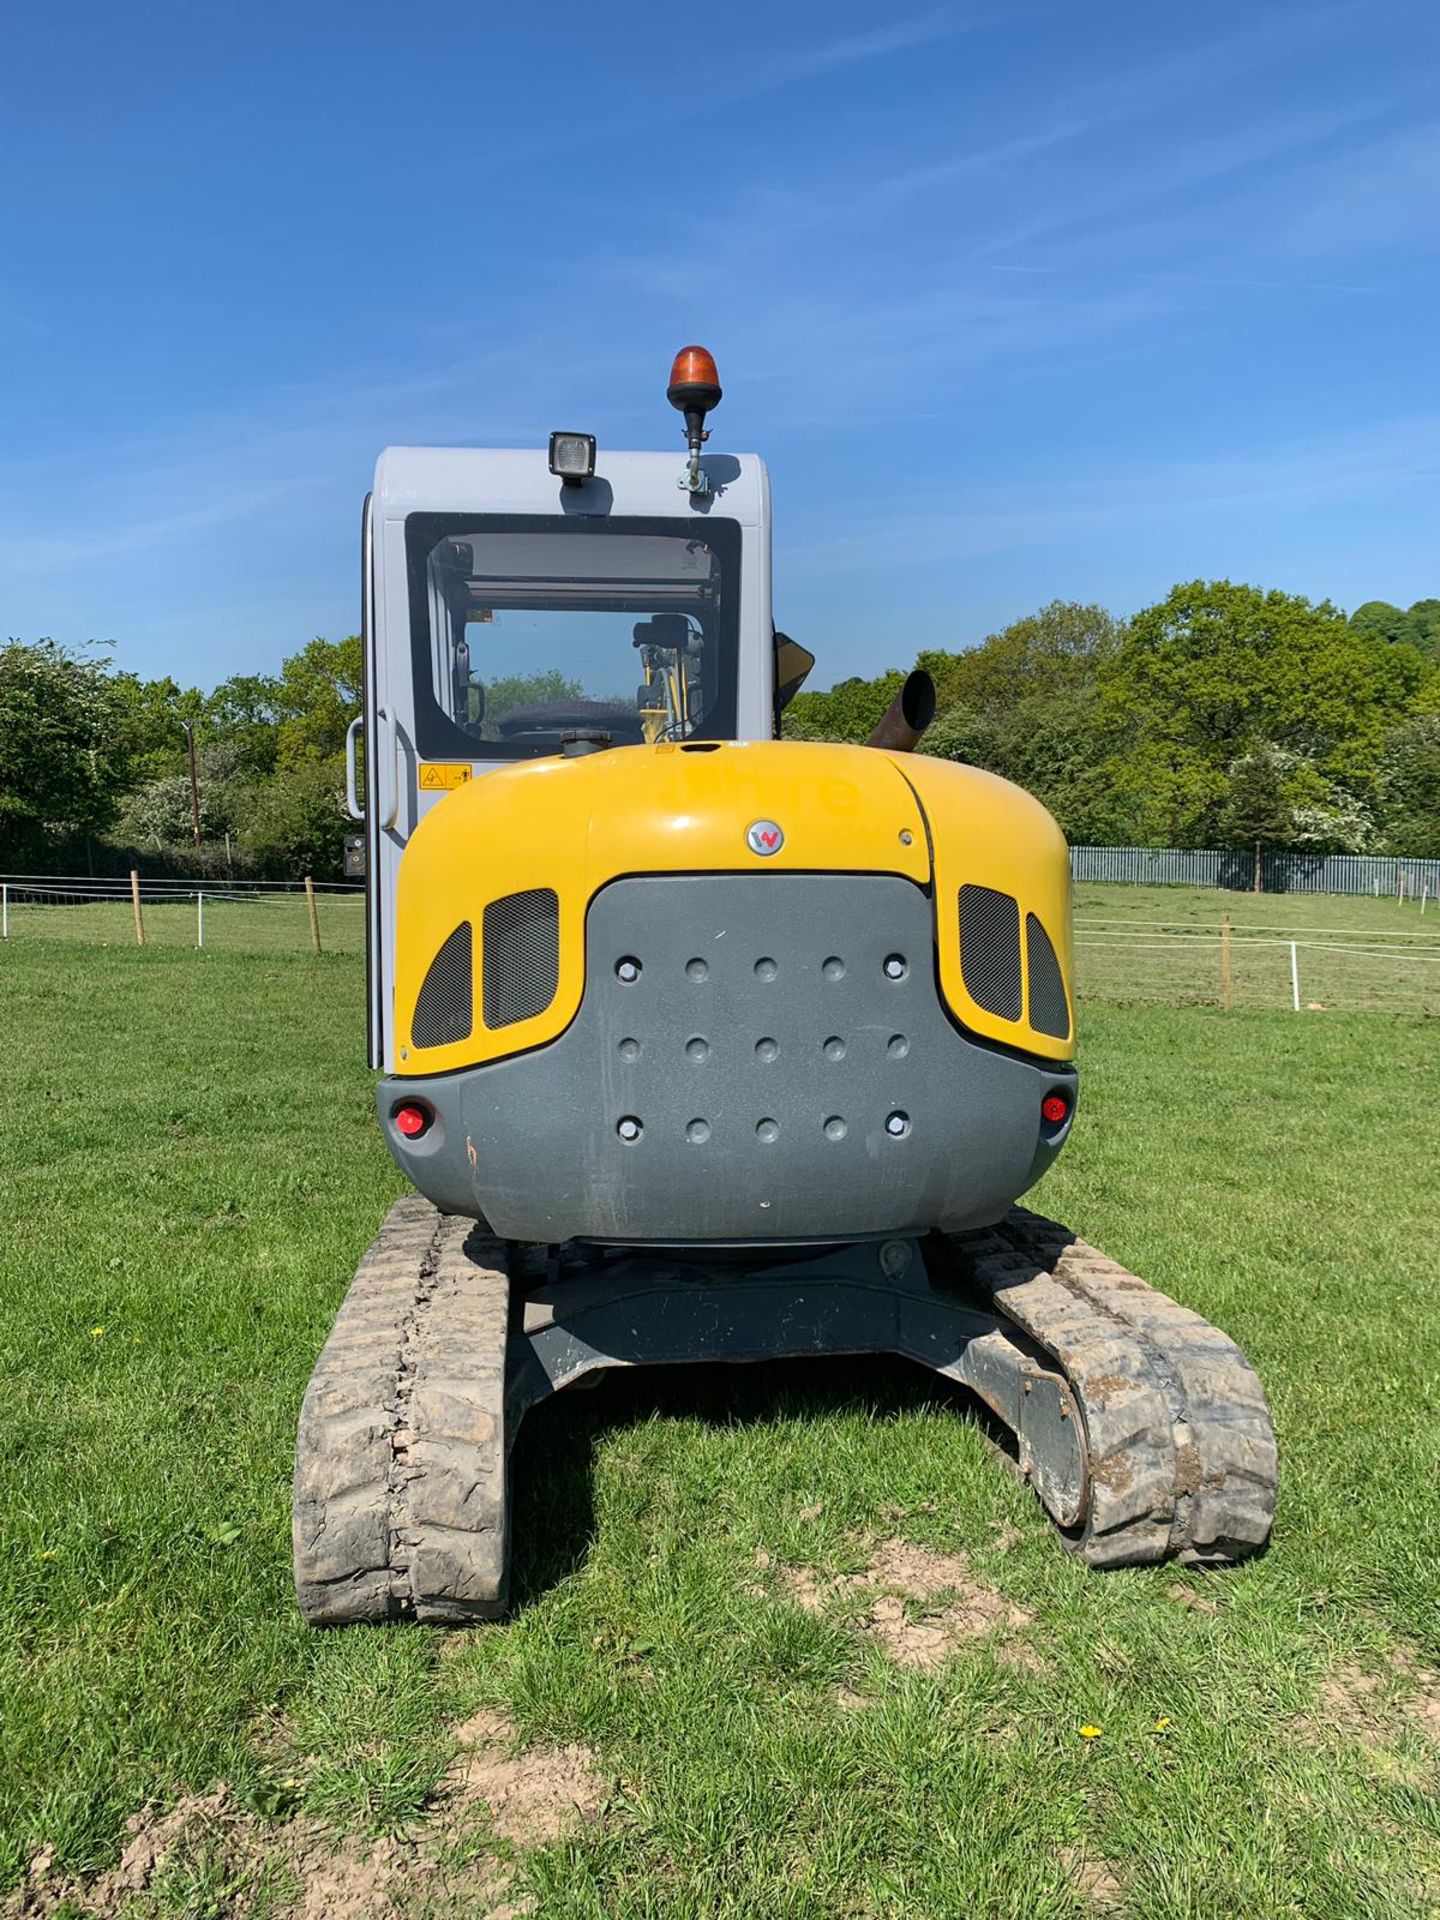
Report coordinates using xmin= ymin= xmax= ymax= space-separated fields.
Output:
xmin=865 ymin=669 xmax=936 ymax=753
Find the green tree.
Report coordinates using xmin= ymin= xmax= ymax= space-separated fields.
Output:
xmin=1218 ymin=745 xmax=1298 ymax=850
xmin=110 ymin=672 xmax=206 ymax=784
xmin=273 ymin=636 xmax=363 ymax=765
xmin=1099 ymin=581 xmax=1433 ymax=844
xmin=784 ymin=670 xmax=907 ymax=743
xmin=932 ymin=601 xmax=1122 ymax=716
xmin=1376 ymin=714 xmax=1440 ymax=857
xmin=242 ymin=757 xmax=350 ymax=879
xmin=205 ymin=673 xmax=282 ymax=776
xmin=1405 ymin=599 xmax=1440 ymax=657
xmin=479 ymin=671 xmax=587 ymax=738
xmin=920 ymin=603 xmax=1127 ymax=841
xmin=115 ymin=743 xmax=251 ymax=854
xmin=1349 ymin=600 xmax=1409 ymax=645
xmin=1218 ymin=744 xmax=1375 ymax=854
xmin=1351 ymin=598 xmax=1440 ymax=659
xmin=0 ymin=640 xmax=129 ymax=866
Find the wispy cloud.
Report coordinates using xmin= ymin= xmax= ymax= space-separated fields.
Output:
xmin=0 ymin=338 xmax=581 ymax=584
xmin=983 ymin=262 xmax=1376 ymax=297
xmin=763 ymin=7 xmax=976 ymax=83
xmin=1270 ymin=119 xmax=1440 ymax=259
xmin=605 ymin=10 xmax=1377 ymax=295
xmin=783 ymin=414 xmax=1440 ymax=577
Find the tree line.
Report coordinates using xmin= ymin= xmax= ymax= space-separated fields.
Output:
xmin=0 ymin=635 xmax=363 ymax=878
xmin=786 ymin=585 xmax=1440 ymax=858
xmin=2 ymin=583 xmax=1437 ymax=877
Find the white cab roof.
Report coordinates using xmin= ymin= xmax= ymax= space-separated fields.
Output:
xmin=373 ymin=447 xmax=769 ymax=527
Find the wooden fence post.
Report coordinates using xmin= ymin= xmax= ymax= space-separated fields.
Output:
xmin=1253 ymin=841 xmax=1261 ymax=893
xmin=130 ymin=870 xmax=145 ymax=947
xmin=1221 ymin=912 xmax=1232 ymax=1011
xmin=305 ymin=875 xmax=322 ymax=956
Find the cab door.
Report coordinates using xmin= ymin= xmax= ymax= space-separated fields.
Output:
xmin=357 ymin=496 xmax=494 ymax=1071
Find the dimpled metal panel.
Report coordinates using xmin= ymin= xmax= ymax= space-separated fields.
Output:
xmin=402 ymin=874 xmax=1075 ymax=1244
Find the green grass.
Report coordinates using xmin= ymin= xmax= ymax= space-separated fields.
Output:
xmin=2 ymin=889 xmax=366 ymax=956
xmin=2 ymin=938 xmax=1438 ymax=1917
xmin=1073 ymin=882 xmax=1440 ymax=1015
xmin=1073 ymin=880 xmax=1440 ymax=934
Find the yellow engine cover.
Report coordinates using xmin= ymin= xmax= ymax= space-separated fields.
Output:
xmin=392 ymin=740 xmax=1073 ymax=1073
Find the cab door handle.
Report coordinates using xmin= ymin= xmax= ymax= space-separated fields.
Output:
xmin=375 ymin=709 xmax=400 ymax=830
xmin=344 ymin=717 xmax=364 ymax=822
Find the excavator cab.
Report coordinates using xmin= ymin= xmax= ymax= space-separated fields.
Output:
xmin=352 ymin=439 xmax=772 ymax=1072
xmin=299 ymin=350 xmax=1276 ymax=1627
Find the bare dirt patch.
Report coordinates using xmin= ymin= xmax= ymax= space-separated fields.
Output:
xmin=5 ymin=1711 xmax=608 ymax=1920
xmin=4 ymin=1786 xmax=258 ymax=1919
xmin=776 ymin=1536 xmax=1034 ymax=1670
xmin=446 ymin=1710 xmax=608 ymax=1848
xmin=1059 ymin=1845 xmax=1125 ymax=1912
xmin=1316 ymin=1663 xmax=1387 ymax=1747
xmin=776 ymin=1561 xmax=829 ymax=1614
xmin=292 ymin=1834 xmax=407 ymax=1920
xmin=1297 ymin=1652 xmax=1440 ymax=1775
xmin=1165 ymin=1581 xmax=1219 ymax=1616
xmin=1391 ymin=1646 xmax=1440 ymax=1745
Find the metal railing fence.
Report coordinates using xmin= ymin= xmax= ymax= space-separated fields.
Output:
xmin=1071 ymin=845 xmax=1440 ymax=897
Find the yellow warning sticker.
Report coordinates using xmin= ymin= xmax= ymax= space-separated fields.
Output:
xmin=418 ymin=762 xmax=474 ymax=792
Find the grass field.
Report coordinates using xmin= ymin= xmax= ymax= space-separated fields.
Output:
xmin=1070 ymin=883 xmax=1440 ymax=1016
xmin=2 ymin=935 xmax=1439 ymax=1917
xmin=1 ymin=888 xmax=366 ymax=958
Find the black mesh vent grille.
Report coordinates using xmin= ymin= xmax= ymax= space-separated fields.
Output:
xmin=412 ymin=922 xmax=473 ymax=1048
xmin=1026 ymin=913 xmax=1071 ymax=1040
xmin=958 ymin=884 xmax=1022 ymax=1022
xmin=483 ymin=888 xmax=560 ymax=1029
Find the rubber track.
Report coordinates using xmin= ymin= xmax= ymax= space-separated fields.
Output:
xmin=293 ymin=1198 xmax=513 ymax=1625
xmin=295 ymin=1199 xmax=1277 ymax=1621
xmin=960 ymin=1209 xmax=1278 ymax=1567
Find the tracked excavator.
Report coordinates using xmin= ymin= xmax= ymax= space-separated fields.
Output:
xmin=294 ymin=349 xmax=1276 ymax=1625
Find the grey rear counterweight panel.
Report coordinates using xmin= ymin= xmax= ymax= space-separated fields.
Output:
xmin=385 ymin=873 xmax=1075 ymax=1244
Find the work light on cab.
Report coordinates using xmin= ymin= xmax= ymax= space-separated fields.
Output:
xmin=548 ymin=431 xmax=596 ymax=486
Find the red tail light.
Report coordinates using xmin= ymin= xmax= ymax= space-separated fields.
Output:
xmin=1041 ymin=1093 xmax=1070 ymax=1126
xmin=394 ymin=1103 xmax=432 ymax=1139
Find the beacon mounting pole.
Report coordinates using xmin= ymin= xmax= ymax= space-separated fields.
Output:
xmin=666 ymin=346 xmax=723 ymax=496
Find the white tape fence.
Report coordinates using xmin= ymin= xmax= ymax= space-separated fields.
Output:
xmin=0 ymin=875 xmax=365 ymax=957
xmin=6 ymin=875 xmax=1440 ymax=1013
xmin=1075 ymin=915 xmax=1440 ymax=1014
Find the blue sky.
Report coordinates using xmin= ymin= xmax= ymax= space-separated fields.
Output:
xmin=2 ymin=0 xmax=1437 ymax=691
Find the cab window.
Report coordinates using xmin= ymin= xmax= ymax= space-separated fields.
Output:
xmin=405 ymin=514 xmax=741 ymax=760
